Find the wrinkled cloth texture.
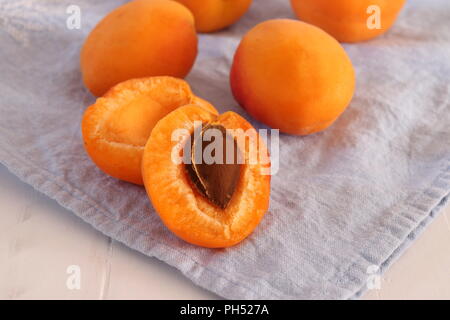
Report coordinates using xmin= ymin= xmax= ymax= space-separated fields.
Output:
xmin=0 ymin=0 xmax=449 ymax=299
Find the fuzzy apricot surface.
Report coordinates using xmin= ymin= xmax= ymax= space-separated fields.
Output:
xmin=290 ymin=0 xmax=406 ymax=43
xmin=230 ymin=19 xmax=355 ymax=135
xmin=142 ymin=105 xmax=270 ymax=248
xmin=82 ymin=77 xmax=216 ymax=185
xmin=81 ymin=0 xmax=198 ymax=96
xmin=173 ymin=0 xmax=252 ymax=32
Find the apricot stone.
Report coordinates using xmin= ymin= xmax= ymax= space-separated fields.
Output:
xmin=290 ymin=0 xmax=406 ymax=43
xmin=173 ymin=0 xmax=252 ymax=33
xmin=81 ymin=0 xmax=198 ymax=96
xmin=230 ymin=19 xmax=355 ymax=135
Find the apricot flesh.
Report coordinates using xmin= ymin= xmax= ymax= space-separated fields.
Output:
xmin=290 ymin=0 xmax=406 ymax=43
xmin=230 ymin=19 xmax=355 ymax=135
xmin=81 ymin=0 xmax=198 ymax=96
xmin=82 ymin=77 xmax=216 ymax=185
xmin=142 ymin=105 xmax=270 ymax=248
xmin=173 ymin=0 xmax=252 ymax=33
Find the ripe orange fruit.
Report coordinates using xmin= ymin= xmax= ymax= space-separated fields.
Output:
xmin=173 ymin=0 xmax=252 ymax=32
xmin=290 ymin=0 xmax=406 ymax=42
xmin=231 ymin=19 xmax=355 ymax=135
xmin=81 ymin=0 xmax=198 ymax=96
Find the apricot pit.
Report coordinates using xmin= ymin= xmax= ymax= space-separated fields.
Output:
xmin=186 ymin=123 xmax=242 ymax=209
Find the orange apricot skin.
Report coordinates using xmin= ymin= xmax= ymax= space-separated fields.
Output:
xmin=173 ymin=0 xmax=252 ymax=33
xmin=81 ymin=0 xmax=198 ymax=96
xmin=142 ymin=105 xmax=270 ymax=248
xmin=230 ymin=19 xmax=355 ymax=135
xmin=290 ymin=0 xmax=406 ymax=43
xmin=82 ymin=77 xmax=217 ymax=185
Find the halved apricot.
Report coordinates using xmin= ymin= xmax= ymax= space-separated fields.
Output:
xmin=81 ymin=77 xmax=216 ymax=185
xmin=142 ymin=105 xmax=271 ymax=248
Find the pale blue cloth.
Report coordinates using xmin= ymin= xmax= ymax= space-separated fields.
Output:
xmin=0 ymin=0 xmax=449 ymax=299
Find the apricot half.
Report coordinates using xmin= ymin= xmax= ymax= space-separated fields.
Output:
xmin=142 ymin=105 xmax=270 ymax=248
xmin=81 ymin=0 xmax=198 ymax=96
xmin=81 ymin=77 xmax=216 ymax=185
xmin=173 ymin=0 xmax=252 ymax=33
xmin=230 ymin=19 xmax=355 ymax=135
xmin=290 ymin=0 xmax=406 ymax=43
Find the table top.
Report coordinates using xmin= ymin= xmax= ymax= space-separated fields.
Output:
xmin=0 ymin=165 xmax=449 ymax=300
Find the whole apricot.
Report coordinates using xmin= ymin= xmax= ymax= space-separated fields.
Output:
xmin=173 ymin=0 xmax=252 ymax=33
xmin=81 ymin=0 xmax=198 ymax=96
xmin=290 ymin=0 xmax=406 ymax=43
xmin=82 ymin=77 xmax=216 ymax=185
xmin=230 ymin=19 xmax=355 ymax=135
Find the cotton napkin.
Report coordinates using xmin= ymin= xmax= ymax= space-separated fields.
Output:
xmin=0 ymin=0 xmax=449 ymax=299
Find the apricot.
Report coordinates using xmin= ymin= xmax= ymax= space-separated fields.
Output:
xmin=173 ymin=0 xmax=252 ymax=33
xmin=81 ymin=77 xmax=216 ymax=185
xmin=230 ymin=19 xmax=355 ymax=135
xmin=290 ymin=0 xmax=406 ymax=43
xmin=142 ymin=105 xmax=270 ymax=248
xmin=81 ymin=0 xmax=198 ymax=96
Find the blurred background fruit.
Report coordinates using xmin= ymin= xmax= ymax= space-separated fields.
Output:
xmin=290 ymin=0 xmax=406 ymax=42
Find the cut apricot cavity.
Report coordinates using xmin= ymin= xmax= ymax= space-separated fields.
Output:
xmin=142 ymin=105 xmax=271 ymax=248
xmin=82 ymin=77 xmax=216 ymax=185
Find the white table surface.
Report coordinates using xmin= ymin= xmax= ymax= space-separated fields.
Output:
xmin=0 ymin=164 xmax=449 ymax=300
